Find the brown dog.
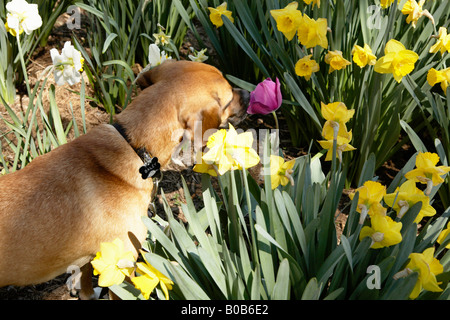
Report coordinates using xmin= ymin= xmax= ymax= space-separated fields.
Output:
xmin=0 ymin=60 xmax=249 ymax=299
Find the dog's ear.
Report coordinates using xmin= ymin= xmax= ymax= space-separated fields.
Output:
xmin=179 ymin=103 xmax=221 ymax=152
xmin=199 ymin=104 xmax=222 ymax=138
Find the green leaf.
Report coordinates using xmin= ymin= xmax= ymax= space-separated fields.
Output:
xmin=102 ymin=33 xmax=118 ymax=54
xmin=102 ymin=60 xmax=135 ymax=81
xmin=48 ymin=84 xmax=67 ymax=145
xmin=324 ymin=288 xmax=344 ymax=300
xmin=340 ymin=235 xmax=353 ymax=272
xmin=282 ymin=190 xmax=309 ymax=262
xmin=255 ymin=206 xmax=275 ymax=296
xmin=225 ymin=75 xmax=256 ymax=92
xmin=301 ymin=277 xmax=321 ymax=300
xmin=400 ymin=120 xmax=427 ymax=153
xmin=222 ymin=17 xmax=270 ymax=78
xmin=167 ymin=261 xmax=211 ymax=300
xmin=271 ymin=259 xmax=290 ymax=300
xmin=316 ymin=245 xmax=345 ymax=287
xmin=284 ymin=72 xmax=322 ymax=130
xmin=110 ymin=282 xmax=142 ymax=300
xmin=197 ymin=247 xmax=228 ymax=298
xmin=381 ymin=272 xmax=418 ymax=300
xmin=357 ymin=153 xmax=376 ymax=187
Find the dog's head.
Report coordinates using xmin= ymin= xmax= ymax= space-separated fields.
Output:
xmin=116 ymin=60 xmax=250 ymax=170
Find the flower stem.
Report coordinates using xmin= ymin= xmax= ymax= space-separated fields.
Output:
xmin=272 ymin=111 xmax=279 ymax=130
xmin=16 ymin=34 xmax=31 ymax=99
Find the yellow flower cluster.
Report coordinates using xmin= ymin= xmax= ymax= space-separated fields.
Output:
xmin=427 ymin=27 xmax=450 ymax=92
xmin=269 ymin=2 xmax=425 ymax=83
xmin=381 ymin=0 xmax=435 ymax=27
xmin=210 ymin=1 xmax=445 ymax=86
xmin=193 ymin=124 xmax=297 ymax=190
xmin=317 ymin=102 xmax=355 ymax=162
xmin=91 ymin=238 xmax=174 ymax=300
xmin=348 ymin=152 xmax=450 ymax=298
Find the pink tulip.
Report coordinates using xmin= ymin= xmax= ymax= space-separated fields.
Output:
xmin=247 ymin=78 xmax=282 ymax=115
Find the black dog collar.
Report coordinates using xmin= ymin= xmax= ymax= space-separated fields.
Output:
xmin=111 ymin=123 xmax=161 ymax=180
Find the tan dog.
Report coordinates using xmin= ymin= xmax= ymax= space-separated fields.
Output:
xmin=0 ymin=60 xmax=249 ymax=299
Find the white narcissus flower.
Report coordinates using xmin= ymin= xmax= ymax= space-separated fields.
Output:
xmin=148 ymin=43 xmax=172 ymax=67
xmin=50 ymin=41 xmax=84 ymax=86
xmin=5 ymin=0 xmax=42 ymax=36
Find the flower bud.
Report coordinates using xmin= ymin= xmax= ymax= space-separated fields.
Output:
xmin=247 ymin=78 xmax=282 ymax=115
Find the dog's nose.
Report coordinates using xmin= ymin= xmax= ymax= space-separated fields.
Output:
xmin=238 ymin=89 xmax=250 ymax=107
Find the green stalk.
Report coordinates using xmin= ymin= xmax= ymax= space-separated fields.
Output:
xmin=241 ymin=167 xmax=260 ymax=267
xmin=272 ymin=111 xmax=279 ymax=130
xmin=16 ymin=34 xmax=31 ymax=99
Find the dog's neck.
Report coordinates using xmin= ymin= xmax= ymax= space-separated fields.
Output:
xmin=111 ymin=122 xmax=161 ymax=180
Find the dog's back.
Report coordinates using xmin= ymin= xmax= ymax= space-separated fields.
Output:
xmin=0 ymin=124 xmax=152 ymax=287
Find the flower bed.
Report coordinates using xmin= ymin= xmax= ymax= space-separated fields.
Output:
xmin=0 ymin=0 xmax=449 ymax=300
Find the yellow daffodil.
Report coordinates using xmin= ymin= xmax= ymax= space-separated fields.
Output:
xmin=318 ymin=121 xmax=356 ymax=162
xmin=401 ymin=0 xmax=434 ymax=28
xmin=430 ymin=27 xmax=450 ymax=55
xmin=352 ymin=44 xmax=377 ymax=68
xmin=359 ymin=213 xmax=403 ymax=249
xmin=270 ymin=2 xmax=303 ymax=41
xmin=91 ymin=238 xmax=136 ymax=287
xmin=325 ymin=50 xmax=351 ymax=73
xmin=295 ymin=55 xmax=319 ymax=80
xmin=208 ymin=2 xmax=234 ymax=28
xmin=131 ymin=256 xmax=174 ymax=300
xmin=374 ymin=39 xmax=419 ymax=83
xmin=427 ymin=67 xmax=450 ymax=93
xmin=383 ymin=179 xmax=436 ymax=223
xmin=437 ymin=222 xmax=450 ymax=249
xmin=297 ymin=14 xmax=328 ymax=49
xmin=201 ymin=124 xmax=260 ymax=175
xmin=394 ymin=247 xmax=443 ymax=299
xmin=349 ymin=181 xmax=387 ymax=224
xmin=404 ymin=152 xmax=450 ymax=195
xmin=193 ymin=153 xmax=218 ymax=176
xmin=270 ymin=155 xmax=296 ymax=189
xmin=380 ymin=0 xmax=395 ymax=9
xmin=321 ymin=101 xmax=354 ymax=124
xmin=303 ymin=0 xmax=320 ymax=8
xmin=319 ymin=101 xmax=354 ymax=155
